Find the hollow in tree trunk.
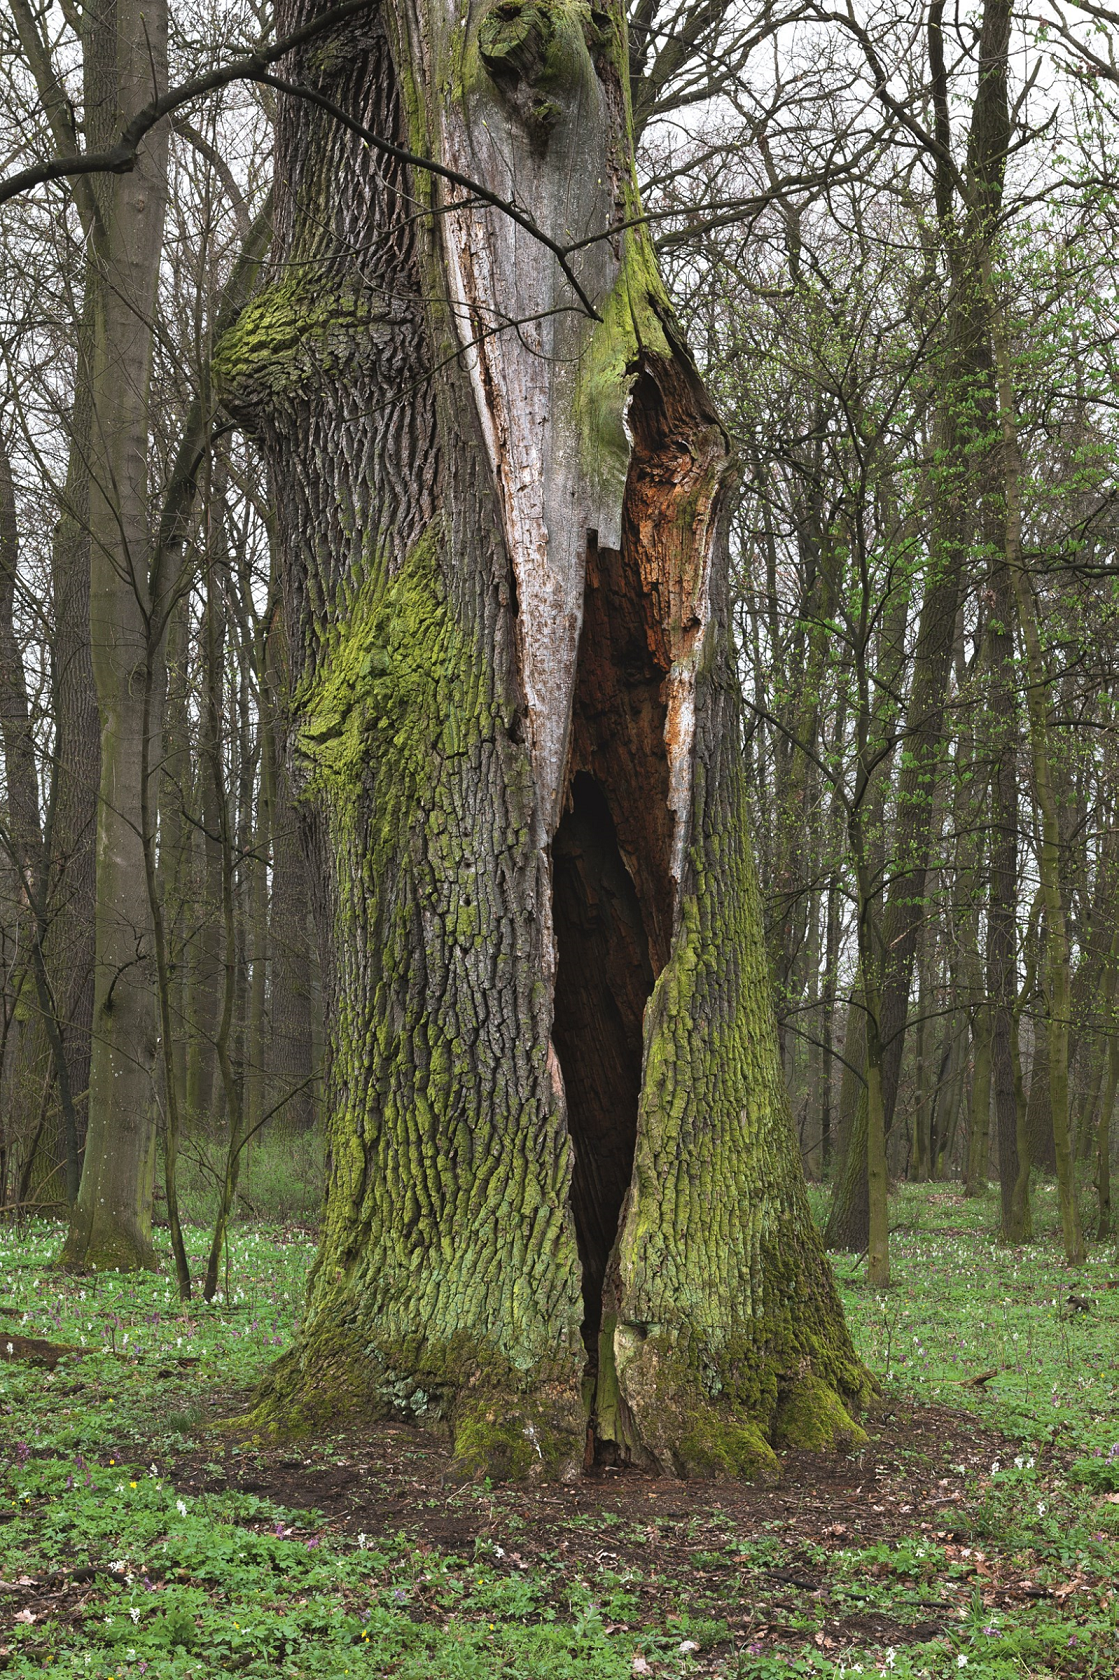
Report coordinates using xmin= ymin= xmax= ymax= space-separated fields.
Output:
xmin=218 ymin=0 xmax=869 ymax=1477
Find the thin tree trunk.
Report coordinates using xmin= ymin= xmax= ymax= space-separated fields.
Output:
xmin=985 ymin=261 xmax=1084 ymax=1265
xmin=186 ymin=557 xmax=226 ymax=1129
xmin=989 ymin=569 xmax=1030 ymax=1242
xmin=968 ymin=1007 xmax=992 ymax=1195
xmin=826 ymin=0 xmax=1013 ymax=1244
xmin=912 ymin=941 xmax=931 ymax=1182
xmin=0 ymin=441 xmax=82 ymax=1201
xmin=244 ymin=666 xmax=270 ymax=1162
xmin=1024 ymin=1027 xmax=1057 ymax=1174
xmin=203 ymin=536 xmax=248 ymax=1303
xmin=8 ymin=0 xmax=101 ymax=1197
xmin=264 ymin=603 xmax=317 ymax=1132
xmin=160 ymin=591 xmax=193 ymax=1120
xmin=1096 ymin=1036 xmax=1115 ymax=1241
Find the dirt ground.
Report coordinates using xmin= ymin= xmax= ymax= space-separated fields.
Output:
xmin=151 ymin=1396 xmax=1064 ymax=1657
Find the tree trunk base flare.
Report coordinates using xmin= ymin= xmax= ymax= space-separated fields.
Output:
xmin=58 ymin=1227 xmax=159 ymax=1275
xmin=58 ymin=1057 xmax=159 ymax=1275
xmin=222 ymin=0 xmax=870 ymax=1479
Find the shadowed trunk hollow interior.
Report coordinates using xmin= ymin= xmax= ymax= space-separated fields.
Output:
xmin=551 ymin=520 xmax=676 ymax=1363
xmin=552 ymin=773 xmax=652 ymax=1349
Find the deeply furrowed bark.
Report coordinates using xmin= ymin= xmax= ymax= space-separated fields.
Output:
xmin=219 ymin=0 xmax=868 ymax=1477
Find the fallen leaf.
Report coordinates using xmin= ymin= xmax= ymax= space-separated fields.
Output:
xmin=632 ymin=1658 xmax=652 ymax=1676
xmin=13 ymin=1611 xmax=36 ymax=1625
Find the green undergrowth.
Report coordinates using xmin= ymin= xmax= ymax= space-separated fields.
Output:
xmin=172 ymin=1127 xmax=324 ymax=1231
xmin=0 ymin=1185 xmax=1116 ymax=1677
xmin=814 ymin=1177 xmax=1119 ymax=1456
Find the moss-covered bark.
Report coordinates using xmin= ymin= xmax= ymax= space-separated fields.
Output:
xmin=220 ymin=0 xmax=868 ymax=1477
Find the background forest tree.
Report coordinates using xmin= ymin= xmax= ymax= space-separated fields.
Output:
xmin=1 ymin=0 xmax=1119 ymax=1464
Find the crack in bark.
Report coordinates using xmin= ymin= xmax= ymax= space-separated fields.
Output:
xmin=550 ymin=359 xmax=711 ymax=1446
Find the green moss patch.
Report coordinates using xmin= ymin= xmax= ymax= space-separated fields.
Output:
xmin=773 ymin=1374 xmax=869 ymax=1453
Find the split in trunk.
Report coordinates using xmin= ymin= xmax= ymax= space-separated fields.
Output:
xmin=218 ymin=0 xmax=870 ymax=1479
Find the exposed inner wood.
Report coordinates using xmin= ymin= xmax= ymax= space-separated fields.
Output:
xmin=551 ymin=378 xmax=685 ymax=1354
xmin=549 ymin=350 xmax=727 ymax=1425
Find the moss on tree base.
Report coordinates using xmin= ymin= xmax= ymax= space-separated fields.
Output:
xmin=244 ymin=1309 xmax=587 ymax=1480
xmin=773 ymin=1374 xmax=869 ymax=1453
xmin=244 ymin=1299 xmax=873 ymax=1484
xmin=58 ymin=1228 xmax=159 ymax=1276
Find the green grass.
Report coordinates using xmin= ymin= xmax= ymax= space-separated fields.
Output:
xmin=821 ymin=1179 xmax=1119 ymax=1454
xmin=169 ymin=1126 xmax=324 ymax=1230
xmin=0 ymin=1184 xmax=1117 ymax=1678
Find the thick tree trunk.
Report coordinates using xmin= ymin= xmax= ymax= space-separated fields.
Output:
xmin=218 ymin=0 xmax=867 ymax=1477
xmin=60 ymin=0 xmax=168 ymax=1271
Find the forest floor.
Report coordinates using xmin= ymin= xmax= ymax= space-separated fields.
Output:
xmin=0 ymin=1182 xmax=1117 ymax=1679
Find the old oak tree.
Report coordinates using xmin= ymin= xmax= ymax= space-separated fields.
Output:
xmin=212 ymin=0 xmax=869 ymax=1479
